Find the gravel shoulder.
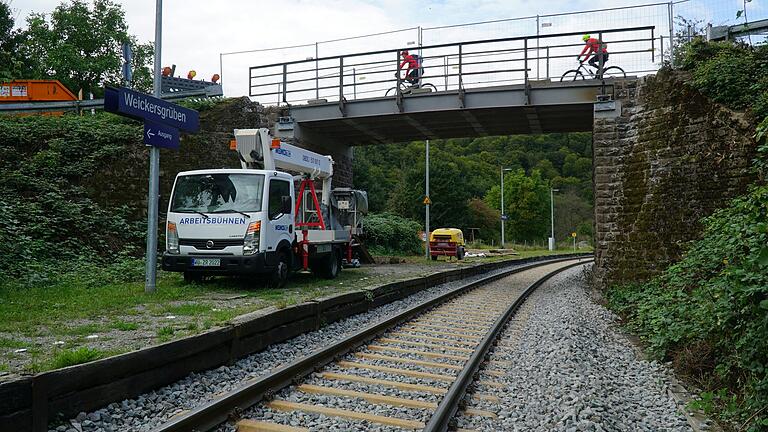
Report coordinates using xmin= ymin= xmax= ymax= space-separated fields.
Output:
xmin=461 ymin=264 xmax=694 ymax=432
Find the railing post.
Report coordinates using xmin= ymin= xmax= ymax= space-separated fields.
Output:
xmin=353 ymin=67 xmax=357 ymax=99
xmin=443 ymin=55 xmax=448 ymax=91
xmin=523 ymin=38 xmax=528 ymax=85
xmin=339 ymin=56 xmax=344 ymax=102
xmin=546 ymin=46 xmax=550 ymax=79
xmin=651 ymin=28 xmax=655 ymax=63
xmin=458 ymin=44 xmax=463 ymax=89
xmin=660 ymin=35 xmax=665 ymax=64
xmin=282 ymin=64 xmax=287 ymax=104
xmin=598 ymin=32 xmax=604 ymax=78
xmin=396 ymin=50 xmax=402 ymax=91
xmin=315 ymin=42 xmax=319 ymax=99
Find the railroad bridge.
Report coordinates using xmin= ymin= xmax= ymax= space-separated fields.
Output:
xmin=251 ymin=26 xmax=757 ymax=288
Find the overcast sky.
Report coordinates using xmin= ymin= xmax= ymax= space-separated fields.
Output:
xmin=8 ymin=0 xmax=764 ymax=97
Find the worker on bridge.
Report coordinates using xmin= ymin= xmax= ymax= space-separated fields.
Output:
xmin=396 ymin=50 xmax=423 ymax=86
xmin=577 ymin=34 xmax=609 ymax=71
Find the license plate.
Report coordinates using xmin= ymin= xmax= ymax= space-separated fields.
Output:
xmin=192 ymin=258 xmax=220 ymax=267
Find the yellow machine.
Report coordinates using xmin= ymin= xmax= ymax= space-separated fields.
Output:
xmin=429 ymin=228 xmax=466 ymax=260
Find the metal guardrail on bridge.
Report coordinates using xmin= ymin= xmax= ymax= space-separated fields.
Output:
xmin=249 ymin=26 xmax=656 ymax=107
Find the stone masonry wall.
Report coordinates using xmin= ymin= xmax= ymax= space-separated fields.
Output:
xmin=593 ymin=70 xmax=757 ymax=288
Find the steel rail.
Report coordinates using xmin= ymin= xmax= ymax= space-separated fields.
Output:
xmin=151 ymin=254 xmax=591 ymax=432
xmin=423 ymin=259 xmax=590 ymax=431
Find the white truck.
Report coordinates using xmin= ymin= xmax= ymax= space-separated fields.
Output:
xmin=161 ymin=128 xmax=367 ymax=287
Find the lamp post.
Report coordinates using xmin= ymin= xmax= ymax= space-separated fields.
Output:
xmin=500 ymin=167 xmax=513 ymax=248
xmin=425 ymin=139 xmax=430 ymax=259
xmin=549 ymin=187 xmax=559 ymax=251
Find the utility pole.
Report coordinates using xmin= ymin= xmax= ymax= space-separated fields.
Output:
xmin=500 ymin=167 xmax=505 ymax=248
xmin=549 ymin=188 xmax=559 ymax=251
xmin=145 ymin=0 xmax=162 ymax=293
xmin=425 ymin=139 xmax=430 ymax=259
xmin=500 ymin=167 xmax=512 ymax=248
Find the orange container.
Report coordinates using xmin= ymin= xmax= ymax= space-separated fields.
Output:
xmin=0 ymin=80 xmax=77 ymax=102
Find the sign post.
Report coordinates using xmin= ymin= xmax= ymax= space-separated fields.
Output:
xmin=572 ymin=232 xmax=577 ymax=251
xmin=104 ymin=1 xmax=199 ymax=294
xmin=146 ymin=0 xmax=163 ymax=293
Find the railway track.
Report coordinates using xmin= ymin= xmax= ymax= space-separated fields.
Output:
xmin=154 ymin=256 xmax=591 ymax=432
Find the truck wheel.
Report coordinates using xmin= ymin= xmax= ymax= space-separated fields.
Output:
xmin=269 ymin=251 xmax=290 ymax=288
xmin=183 ymin=272 xmax=204 ymax=283
xmin=431 ymin=255 xmax=438 ymax=261
xmin=319 ymin=250 xmax=341 ymax=279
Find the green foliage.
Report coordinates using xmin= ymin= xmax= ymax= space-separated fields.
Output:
xmin=0 ymin=114 xmax=145 ymax=281
xmin=680 ymin=39 xmax=768 ymax=119
xmin=484 ymin=169 xmax=549 ymax=242
xmin=363 ymin=213 xmax=422 ymax=255
xmin=353 ymin=133 xmax=593 ymax=243
xmin=607 ymin=186 xmax=768 ymax=431
xmin=21 ymin=0 xmax=152 ymax=95
xmin=50 ymin=346 xmax=104 ymax=369
xmin=0 ymin=2 xmax=38 ymax=81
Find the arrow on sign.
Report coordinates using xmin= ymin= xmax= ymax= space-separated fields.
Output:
xmin=143 ymin=121 xmax=180 ymax=149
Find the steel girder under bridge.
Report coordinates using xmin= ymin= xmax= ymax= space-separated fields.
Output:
xmin=285 ymin=80 xmax=615 ymax=146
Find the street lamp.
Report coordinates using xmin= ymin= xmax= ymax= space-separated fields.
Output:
xmin=500 ymin=167 xmax=513 ymax=249
xmin=549 ymin=188 xmax=560 ymax=251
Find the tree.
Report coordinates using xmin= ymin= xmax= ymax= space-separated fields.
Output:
xmin=0 ymin=2 xmax=38 ymax=81
xmin=484 ymin=169 xmax=549 ymax=242
xmin=467 ymin=198 xmax=499 ymax=243
xmin=22 ymin=0 xmax=153 ymax=96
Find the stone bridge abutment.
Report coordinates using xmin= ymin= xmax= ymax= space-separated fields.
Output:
xmin=592 ymin=71 xmax=757 ymax=288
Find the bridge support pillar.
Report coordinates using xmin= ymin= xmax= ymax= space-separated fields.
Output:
xmin=592 ymin=72 xmax=757 ymax=289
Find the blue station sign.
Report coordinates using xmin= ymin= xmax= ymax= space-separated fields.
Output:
xmin=104 ymin=87 xmax=199 ymax=133
xmin=144 ymin=121 xmax=180 ymax=149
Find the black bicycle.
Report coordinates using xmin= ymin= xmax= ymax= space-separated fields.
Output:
xmin=386 ymin=72 xmax=437 ymax=96
xmin=560 ymin=61 xmax=626 ymax=81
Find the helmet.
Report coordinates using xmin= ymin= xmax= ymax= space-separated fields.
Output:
xmin=582 ymin=34 xmax=591 ymax=42
xmin=401 ymin=50 xmax=409 ymax=56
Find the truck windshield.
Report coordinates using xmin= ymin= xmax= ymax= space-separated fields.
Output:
xmin=171 ymin=173 xmax=264 ymax=213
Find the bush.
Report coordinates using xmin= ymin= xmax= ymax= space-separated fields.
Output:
xmin=607 ymin=186 xmax=768 ymax=431
xmin=679 ymin=39 xmax=768 ymax=118
xmin=0 ymin=114 xmax=145 ymax=282
xmin=363 ymin=213 xmax=422 ymax=255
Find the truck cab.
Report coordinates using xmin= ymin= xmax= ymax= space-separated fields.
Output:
xmin=161 ymin=168 xmax=295 ymax=284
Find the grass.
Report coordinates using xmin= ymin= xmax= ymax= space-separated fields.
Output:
xmin=111 ymin=320 xmax=139 ymax=331
xmin=0 ymin=337 xmax=27 ymax=349
xmin=156 ymin=326 xmax=175 ymax=342
xmin=49 ymin=347 xmax=104 ymax=369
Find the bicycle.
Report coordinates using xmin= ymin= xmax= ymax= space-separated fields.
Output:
xmin=560 ymin=60 xmax=625 ymax=82
xmin=386 ymin=72 xmax=437 ymax=96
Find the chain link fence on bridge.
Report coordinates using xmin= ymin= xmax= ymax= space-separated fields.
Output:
xmin=223 ymin=0 xmax=767 ymax=103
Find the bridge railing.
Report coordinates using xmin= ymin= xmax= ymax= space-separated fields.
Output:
xmin=249 ymin=26 xmax=655 ymax=106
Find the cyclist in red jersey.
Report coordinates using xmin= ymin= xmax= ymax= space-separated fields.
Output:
xmin=397 ymin=50 xmax=422 ymax=85
xmin=577 ymin=34 xmax=609 ymax=71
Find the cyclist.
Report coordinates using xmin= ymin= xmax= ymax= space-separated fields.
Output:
xmin=396 ymin=50 xmax=422 ymax=86
xmin=577 ymin=34 xmax=609 ymax=72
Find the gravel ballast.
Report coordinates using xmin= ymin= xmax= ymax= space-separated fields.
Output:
xmin=460 ymin=265 xmax=693 ymax=432
xmin=48 ymin=259 xmax=566 ymax=432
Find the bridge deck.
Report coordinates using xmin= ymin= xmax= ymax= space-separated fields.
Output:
xmin=290 ymin=80 xmax=616 ymax=145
